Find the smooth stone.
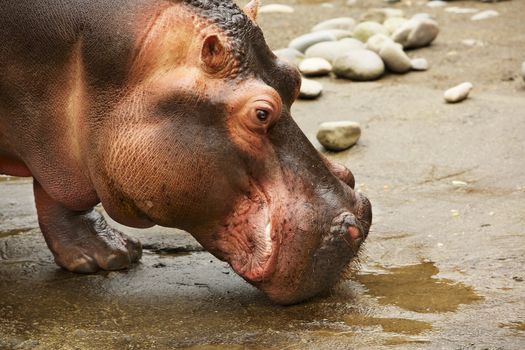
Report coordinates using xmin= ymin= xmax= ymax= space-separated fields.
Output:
xmin=360 ymin=8 xmax=404 ymax=23
xmin=318 ymin=29 xmax=354 ymax=40
xmin=299 ymin=57 xmax=333 ymax=76
xmin=353 ymin=21 xmax=389 ymax=43
xmin=444 ymin=82 xmax=473 ymax=103
xmin=461 ymin=39 xmax=484 ymax=47
xmin=521 ymin=62 xmax=525 ymax=82
xmin=339 ymin=38 xmax=367 ymax=48
xmin=426 ymin=1 xmax=447 ymax=7
xmin=289 ymin=31 xmax=337 ymax=53
xmin=379 ymin=41 xmax=411 ymax=73
xmin=312 ymin=17 xmax=356 ymax=32
xmin=346 ymin=0 xmax=357 ymax=5
xmin=317 ymin=121 xmax=362 ymax=151
xmin=333 ymin=49 xmax=385 ymax=81
xmin=410 ymin=58 xmax=429 ymax=71
xmin=471 ymin=10 xmax=499 ymax=21
xmin=305 ymin=39 xmax=364 ymax=63
xmin=384 ymin=17 xmax=408 ymax=34
xmin=259 ymin=4 xmax=295 ymax=14
xmin=273 ymin=48 xmax=305 ymax=67
xmin=445 ymin=7 xmax=479 ymax=14
xmin=392 ymin=18 xmax=439 ymax=49
xmin=299 ymin=78 xmax=323 ymax=99
xmin=320 ymin=3 xmax=335 ymax=8
xmin=366 ymin=33 xmax=394 ymax=54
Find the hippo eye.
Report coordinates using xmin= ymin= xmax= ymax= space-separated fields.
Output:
xmin=256 ymin=109 xmax=269 ymax=122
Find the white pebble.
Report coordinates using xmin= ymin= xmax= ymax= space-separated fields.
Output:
xmin=383 ymin=17 xmax=408 ymax=34
xmin=461 ymin=39 xmax=484 ymax=47
xmin=426 ymin=1 xmax=447 ymax=8
xmin=299 ymin=57 xmax=333 ymax=77
xmin=312 ymin=17 xmax=356 ymax=32
xmin=333 ymin=49 xmax=385 ymax=81
xmin=379 ymin=41 xmax=411 ymax=73
xmin=317 ymin=121 xmax=362 ymax=152
xmin=305 ymin=39 xmax=363 ymax=63
xmin=410 ymin=58 xmax=429 ymax=71
xmin=353 ymin=21 xmax=389 ymax=43
xmin=444 ymin=82 xmax=473 ymax=103
xmin=289 ymin=31 xmax=337 ymax=53
xmin=445 ymin=7 xmax=479 ymax=14
xmin=392 ymin=18 xmax=439 ymax=49
xmin=299 ymin=78 xmax=323 ymax=99
xmin=259 ymin=4 xmax=295 ymax=14
xmin=471 ymin=10 xmax=499 ymax=21
xmin=366 ymin=33 xmax=394 ymax=54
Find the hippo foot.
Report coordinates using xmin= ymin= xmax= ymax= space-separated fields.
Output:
xmin=33 ymin=182 xmax=142 ymax=273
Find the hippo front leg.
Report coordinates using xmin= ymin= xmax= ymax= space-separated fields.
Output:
xmin=33 ymin=182 xmax=142 ymax=273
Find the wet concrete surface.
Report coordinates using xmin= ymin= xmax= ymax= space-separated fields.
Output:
xmin=1 ymin=0 xmax=525 ymax=349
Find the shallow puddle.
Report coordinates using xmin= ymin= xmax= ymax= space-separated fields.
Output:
xmin=356 ymin=261 xmax=483 ymax=313
xmin=0 ymin=228 xmax=32 ymax=239
xmin=345 ymin=314 xmax=432 ymax=335
xmin=499 ymin=321 xmax=525 ymax=332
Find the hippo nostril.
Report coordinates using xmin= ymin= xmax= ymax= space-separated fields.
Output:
xmin=347 ymin=226 xmax=361 ymax=241
xmin=330 ymin=212 xmax=363 ymax=244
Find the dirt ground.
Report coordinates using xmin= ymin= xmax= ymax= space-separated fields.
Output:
xmin=1 ymin=0 xmax=524 ymax=349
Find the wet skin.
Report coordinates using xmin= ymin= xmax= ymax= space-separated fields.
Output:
xmin=0 ymin=0 xmax=371 ymax=304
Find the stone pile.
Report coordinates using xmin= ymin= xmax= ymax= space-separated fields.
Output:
xmin=273 ymin=9 xmax=439 ymax=100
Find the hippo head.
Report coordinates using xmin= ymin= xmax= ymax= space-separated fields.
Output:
xmin=91 ymin=0 xmax=372 ymax=304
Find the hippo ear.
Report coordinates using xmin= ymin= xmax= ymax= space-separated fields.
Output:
xmin=243 ymin=0 xmax=259 ymax=23
xmin=201 ymin=35 xmax=227 ymax=73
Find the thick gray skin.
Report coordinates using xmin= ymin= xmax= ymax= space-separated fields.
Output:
xmin=0 ymin=0 xmax=372 ymax=304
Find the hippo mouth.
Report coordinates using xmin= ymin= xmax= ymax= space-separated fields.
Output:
xmin=214 ymin=180 xmax=371 ymax=289
xmin=214 ymin=183 xmax=281 ymax=283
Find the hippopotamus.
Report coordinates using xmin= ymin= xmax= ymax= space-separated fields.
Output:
xmin=0 ymin=0 xmax=372 ymax=305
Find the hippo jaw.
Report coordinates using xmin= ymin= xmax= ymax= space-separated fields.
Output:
xmin=208 ymin=167 xmax=372 ymax=305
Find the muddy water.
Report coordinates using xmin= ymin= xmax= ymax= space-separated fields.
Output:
xmin=0 ymin=228 xmax=484 ymax=350
xmin=356 ymin=262 xmax=483 ymax=313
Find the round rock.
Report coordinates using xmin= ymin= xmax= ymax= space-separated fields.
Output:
xmin=317 ymin=121 xmax=362 ymax=151
xmin=471 ymin=10 xmax=499 ymax=21
xmin=299 ymin=78 xmax=323 ymax=100
xmin=521 ymin=62 xmax=525 ymax=82
xmin=318 ymin=29 xmax=354 ymax=40
xmin=289 ymin=31 xmax=337 ymax=53
xmin=379 ymin=41 xmax=411 ymax=73
xmin=392 ymin=18 xmax=439 ymax=49
xmin=312 ymin=17 xmax=356 ymax=32
xmin=299 ymin=58 xmax=333 ymax=77
xmin=333 ymin=49 xmax=385 ymax=81
xmin=305 ymin=39 xmax=364 ymax=63
xmin=273 ymin=48 xmax=305 ymax=67
xmin=366 ymin=33 xmax=394 ymax=54
xmin=383 ymin=17 xmax=408 ymax=34
xmin=410 ymin=58 xmax=429 ymax=71
xmin=444 ymin=82 xmax=473 ymax=103
xmin=352 ymin=21 xmax=389 ymax=43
